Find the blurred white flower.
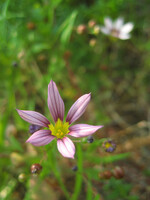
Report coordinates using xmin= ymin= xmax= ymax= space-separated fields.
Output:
xmin=100 ymin=17 xmax=134 ymax=40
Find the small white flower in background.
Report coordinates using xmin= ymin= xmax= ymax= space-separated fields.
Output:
xmin=100 ymin=17 xmax=134 ymax=40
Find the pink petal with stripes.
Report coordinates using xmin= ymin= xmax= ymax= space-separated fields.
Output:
xmin=48 ymin=80 xmax=65 ymax=122
xmin=16 ymin=109 xmax=50 ymax=127
xmin=57 ymin=137 xmax=75 ymax=159
xmin=69 ymin=124 xmax=103 ymax=137
xmin=66 ymin=93 xmax=91 ymax=124
xmin=26 ymin=130 xmax=55 ymax=146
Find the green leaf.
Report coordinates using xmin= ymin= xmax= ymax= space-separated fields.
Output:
xmin=94 ymin=194 xmax=101 ymax=200
xmin=31 ymin=43 xmax=50 ymax=53
xmin=60 ymin=10 xmax=78 ymax=44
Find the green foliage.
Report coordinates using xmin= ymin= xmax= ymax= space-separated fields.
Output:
xmin=103 ymin=178 xmax=139 ymax=200
xmin=59 ymin=10 xmax=78 ymax=45
xmin=0 ymin=179 xmax=17 ymax=200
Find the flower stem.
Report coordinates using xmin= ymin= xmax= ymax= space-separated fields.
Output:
xmin=72 ymin=143 xmax=83 ymax=200
xmin=47 ymin=145 xmax=70 ymax=200
xmin=52 ymin=167 xmax=70 ymax=200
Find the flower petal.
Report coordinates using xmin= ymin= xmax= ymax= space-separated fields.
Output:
xmin=57 ymin=137 xmax=75 ymax=159
xmin=121 ymin=23 xmax=133 ymax=33
xmin=66 ymin=93 xmax=91 ymax=124
xmin=69 ymin=124 xmax=103 ymax=137
xmin=100 ymin=26 xmax=110 ymax=35
xmin=118 ymin=33 xmax=131 ymax=40
xmin=104 ymin=17 xmax=113 ymax=29
xmin=114 ymin=18 xmax=124 ymax=29
xmin=26 ymin=130 xmax=55 ymax=146
xmin=16 ymin=109 xmax=50 ymax=127
xmin=48 ymin=80 xmax=65 ymax=122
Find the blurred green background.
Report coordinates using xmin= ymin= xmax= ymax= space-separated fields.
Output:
xmin=0 ymin=0 xmax=150 ymax=199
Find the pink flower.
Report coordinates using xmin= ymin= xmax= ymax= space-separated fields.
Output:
xmin=17 ymin=80 xmax=103 ymax=159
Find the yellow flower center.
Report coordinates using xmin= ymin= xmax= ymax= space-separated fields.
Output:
xmin=111 ymin=28 xmax=120 ymax=37
xmin=105 ymin=142 xmax=112 ymax=148
xmin=48 ymin=118 xmax=70 ymax=139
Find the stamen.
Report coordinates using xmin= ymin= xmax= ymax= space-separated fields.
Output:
xmin=48 ymin=118 xmax=70 ymax=139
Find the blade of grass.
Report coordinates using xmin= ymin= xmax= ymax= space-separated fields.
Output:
xmin=71 ymin=143 xmax=83 ymax=200
xmin=46 ymin=144 xmax=70 ymax=200
xmin=86 ymin=176 xmax=93 ymax=200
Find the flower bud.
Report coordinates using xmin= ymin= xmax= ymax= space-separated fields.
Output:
xmin=30 ymin=163 xmax=42 ymax=174
xmin=18 ymin=173 xmax=26 ymax=182
xmin=88 ymin=20 xmax=96 ymax=28
xmin=87 ymin=135 xmax=94 ymax=143
xmin=103 ymin=139 xmax=116 ymax=153
xmin=93 ymin=25 xmax=100 ymax=35
xmin=72 ymin=165 xmax=78 ymax=172
xmin=76 ymin=24 xmax=86 ymax=35
xmin=29 ymin=124 xmax=41 ymax=134
xmin=99 ymin=170 xmax=112 ymax=179
xmin=112 ymin=166 xmax=124 ymax=179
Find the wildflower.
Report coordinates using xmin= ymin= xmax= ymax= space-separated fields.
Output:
xmin=76 ymin=24 xmax=86 ymax=34
xmin=88 ymin=20 xmax=96 ymax=28
xmin=103 ymin=139 xmax=116 ymax=153
xmin=100 ymin=17 xmax=134 ymax=40
xmin=16 ymin=80 xmax=103 ymax=159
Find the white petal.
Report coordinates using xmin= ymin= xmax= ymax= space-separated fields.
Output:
xmin=57 ymin=137 xmax=75 ymax=159
xmin=114 ymin=18 xmax=124 ymax=29
xmin=119 ymin=33 xmax=131 ymax=40
xmin=104 ymin=17 xmax=113 ymax=29
xmin=100 ymin=27 xmax=110 ymax=35
xmin=121 ymin=23 xmax=134 ymax=33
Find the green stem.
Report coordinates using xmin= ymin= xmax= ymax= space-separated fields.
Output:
xmin=86 ymin=176 xmax=93 ymax=200
xmin=72 ymin=143 xmax=83 ymax=200
xmin=47 ymin=146 xmax=70 ymax=200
